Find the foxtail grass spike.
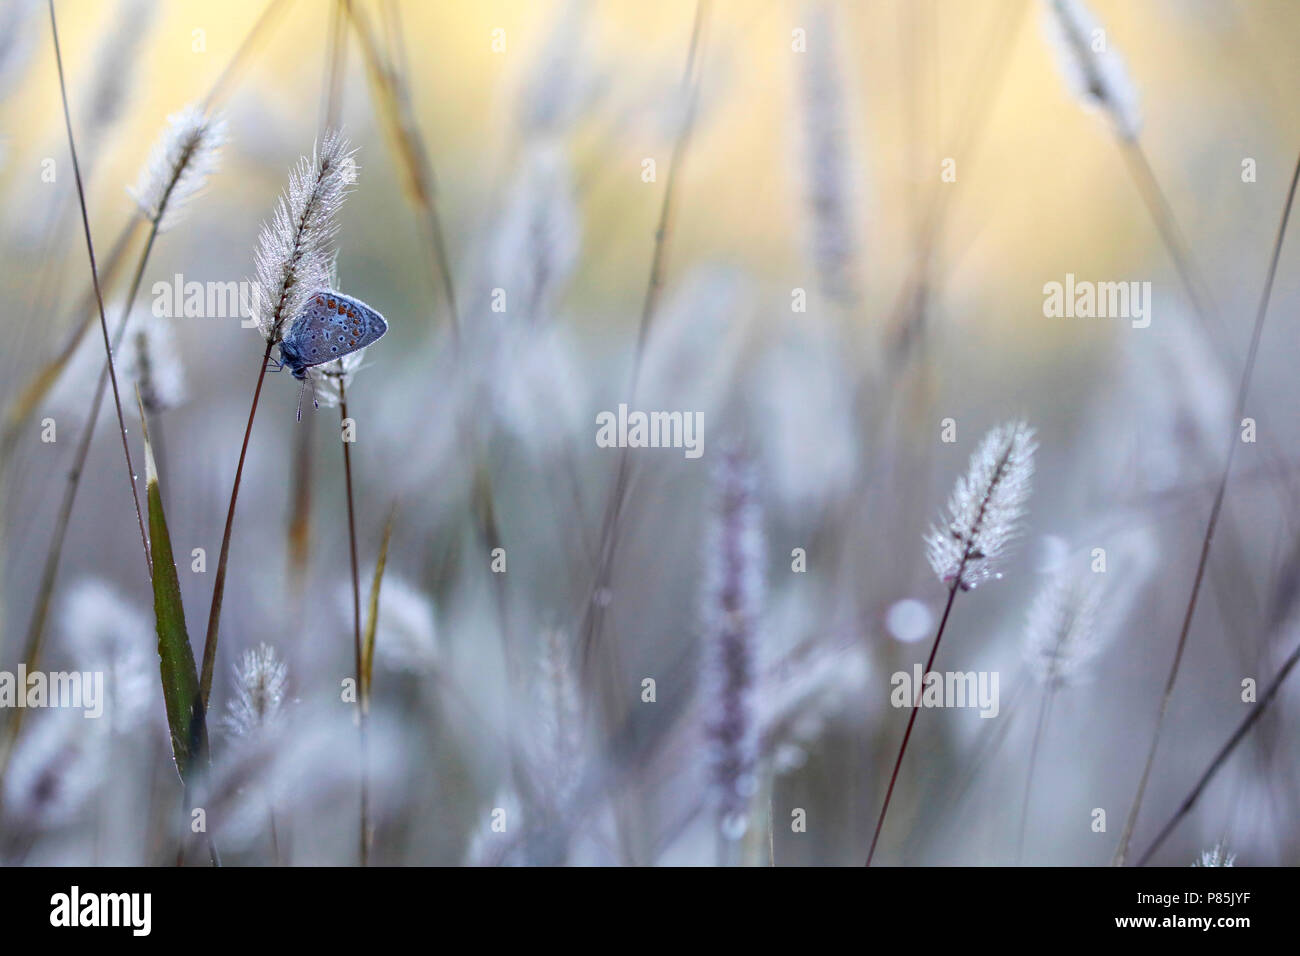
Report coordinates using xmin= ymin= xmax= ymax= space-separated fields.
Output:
xmin=925 ymin=421 xmax=1037 ymax=591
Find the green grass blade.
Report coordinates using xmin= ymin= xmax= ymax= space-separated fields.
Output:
xmin=139 ymin=392 xmax=203 ymax=782
xmin=361 ymin=504 xmax=397 ymax=709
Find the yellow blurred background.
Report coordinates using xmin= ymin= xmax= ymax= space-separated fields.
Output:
xmin=5 ymin=0 xmax=1299 ymax=361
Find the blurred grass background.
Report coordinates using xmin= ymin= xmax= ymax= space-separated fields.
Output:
xmin=1 ymin=0 xmax=1300 ymax=865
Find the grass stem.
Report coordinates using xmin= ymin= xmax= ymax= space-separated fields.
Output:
xmin=46 ymin=0 xmax=150 ymax=577
xmin=199 ymin=340 xmax=275 ymax=712
xmin=1112 ymin=147 xmax=1300 ymax=865
xmin=865 ymin=581 xmax=958 ymax=866
xmin=1136 ymin=633 xmax=1300 ymax=866
xmin=1117 ymin=140 xmax=1224 ymax=348
xmin=1014 ymin=685 xmax=1055 ymax=865
xmin=338 ymin=382 xmax=367 ymax=865
xmin=578 ymin=0 xmax=709 ymax=681
xmin=344 ymin=0 xmax=459 ymax=339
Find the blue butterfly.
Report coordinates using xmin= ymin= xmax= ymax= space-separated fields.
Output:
xmin=273 ymin=290 xmax=388 ymax=419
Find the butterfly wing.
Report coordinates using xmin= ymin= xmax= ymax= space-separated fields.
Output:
xmin=335 ymin=291 xmax=388 ymax=349
xmin=288 ymin=291 xmax=388 ymax=370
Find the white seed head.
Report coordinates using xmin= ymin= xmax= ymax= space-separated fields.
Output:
xmin=530 ymin=627 xmax=584 ymax=810
xmin=59 ymin=578 xmax=154 ymax=731
xmin=757 ymin=641 xmax=867 ymax=771
xmin=252 ymin=131 xmax=357 ymax=342
xmin=128 ymin=104 xmax=227 ymax=232
xmin=487 ymin=144 xmax=580 ymax=324
xmin=364 ymin=576 xmax=438 ymax=674
xmin=926 ymin=421 xmax=1037 ymax=591
xmin=515 ymin=0 xmax=596 ymax=137
xmin=1022 ymin=569 xmax=1105 ymax=686
xmin=797 ymin=2 xmax=860 ymax=303
xmin=49 ymin=303 xmax=181 ymax=419
xmin=311 ymin=349 xmax=366 ymax=408
xmin=3 ymin=709 xmax=106 ymax=828
xmin=222 ymin=643 xmax=288 ymax=738
xmin=207 ymin=702 xmax=403 ymax=850
xmin=482 ymin=320 xmax=585 ymax=455
xmin=638 ymin=267 xmax=747 ymax=415
xmin=1192 ymin=843 xmax=1236 ymax=867
xmin=756 ymin=312 xmax=857 ymax=511
xmin=1042 ymin=0 xmax=1141 ymax=141
xmin=703 ymin=449 xmax=764 ymax=834
xmin=1122 ymin=318 xmax=1231 ymax=492
xmin=82 ymin=0 xmax=157 ymax=137
xmin=125 ymin=312 xmax=187 ymax=414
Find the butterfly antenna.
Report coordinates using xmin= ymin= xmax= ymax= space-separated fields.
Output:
xmin=296 ymin=378 xmax=308 ymax=423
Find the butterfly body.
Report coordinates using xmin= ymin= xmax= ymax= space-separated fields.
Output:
xmin=278 ymin=290 xmax=388 ymax=380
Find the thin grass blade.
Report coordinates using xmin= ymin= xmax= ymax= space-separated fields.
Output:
xmin=361 ymin=504 xmax=397 ymax=708
xmin=138 ymin=391 xmax=202 ymax=782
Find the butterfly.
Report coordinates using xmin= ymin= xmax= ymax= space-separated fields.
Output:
xmin=272 ymin=290 xmax=388 ymax=419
